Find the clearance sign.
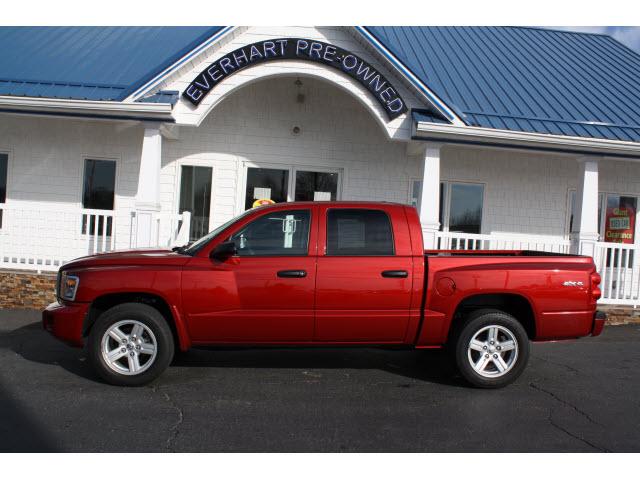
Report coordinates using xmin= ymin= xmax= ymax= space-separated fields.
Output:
xmin=604 ymin=205 xmax=636 ymax=244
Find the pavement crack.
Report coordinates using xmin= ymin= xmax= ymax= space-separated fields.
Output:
xmin=532 ymin=355 xmax=580 ymax=374
xmin=529 ymin=382 xmax=611 ymax=452
xmin=544 ymin=408 xmax=610 ymax=452
xmin=147 ymin=385 xmax=183 ymax=452
xmin=162 ymin=392 xmax=184 ymax=452
xmin=529 ymin=382 xmax=602 ymax=426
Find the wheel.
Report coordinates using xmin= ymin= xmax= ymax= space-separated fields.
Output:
xmin=87 ymin=303 xmax=175 ymax=386
xmin=454 ymin=310 xmax=529 ymax=388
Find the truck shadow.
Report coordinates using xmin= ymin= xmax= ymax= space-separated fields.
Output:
xmin=2 ymin=320 xmax=464 ymax=388
xmin=171 ymin=346 xmax=465 ymax=387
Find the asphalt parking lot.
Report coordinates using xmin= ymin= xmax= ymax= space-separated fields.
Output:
xmin=1 ymin=309 xmax=639 ymax=452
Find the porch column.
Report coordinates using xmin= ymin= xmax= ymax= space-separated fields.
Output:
xmin=570 ymin=157 xmax=600 ymax=256
xmin=419 ymin=143 xmax=441 ymax=249
xmin=134 ymin=124 xmax=162 ymax=248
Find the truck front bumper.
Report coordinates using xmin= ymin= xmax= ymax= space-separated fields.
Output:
xmin=42 ymin=301 xmax=89 ymax=347
xmin=591 ymin=310 xmax=606 ymax=337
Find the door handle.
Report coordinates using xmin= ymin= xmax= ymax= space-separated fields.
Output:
xmin=277 ymin=270 xmax=307 ymax=278
xmin=381 ymin=270 xmax=408 ymax=278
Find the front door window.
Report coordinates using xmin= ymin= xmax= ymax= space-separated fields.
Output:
xmin=229 ymin=209 xmax=311 ymax=256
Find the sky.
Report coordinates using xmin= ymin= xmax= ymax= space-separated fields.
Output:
xmin=553 ymin=27 xmax=640 ymax=53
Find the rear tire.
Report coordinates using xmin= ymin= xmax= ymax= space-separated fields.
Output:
xmin=87 ymin=303 xmax=174 ymax=387
xmin=454 ymin=309 xmax=529 ymax=388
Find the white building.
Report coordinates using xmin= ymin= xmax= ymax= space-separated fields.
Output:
xmin=1 ymin=26 xmax=640 ymax=305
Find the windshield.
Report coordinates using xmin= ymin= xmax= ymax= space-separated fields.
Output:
xmin=183 ymin=209 xmax=255 ymax=255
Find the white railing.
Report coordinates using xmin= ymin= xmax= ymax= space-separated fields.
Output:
xmin=153 ymin=211 xmax=191 ymax=248
xmin=593 ymin=242 xmax=640 ymax=306
xmin=0 ymin=205 xmax=192 ymax=272
xmin=434 ymin=232 xmax=640 ymax=307
xmin=435 ymin=231 xmax=571 ymax=253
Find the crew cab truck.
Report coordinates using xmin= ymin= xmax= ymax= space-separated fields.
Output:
xmin=43 ymin=202 xmax=605 ymax=388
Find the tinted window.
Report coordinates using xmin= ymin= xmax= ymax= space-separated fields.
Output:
xmin=229 ymin=209 xmax=310 ymax=256
xmin=244 ymin=168 xmax=289 ymax=210
xmin=0 ymin=153 xmax=7 ymax=203
xmin=295 ymin=171 xmax=338 ymax=201
xmin=448 ymin=183 xmax=483 ymax=234
xmin=83 ymin=159 xmax=116 ymax=210
xmin=327 ymin=209 xmax=394 ymax=256
xmin=0 ymin=153 xmax=6 ymax=229
xmin=179 ymin=165 xmax=212 ymax=241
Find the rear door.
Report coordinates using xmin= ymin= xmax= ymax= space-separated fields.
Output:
xmin=314 ymin=205 xmax=414 ymax=342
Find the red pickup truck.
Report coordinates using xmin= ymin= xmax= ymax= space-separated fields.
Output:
xmin=43 ymin=201 xmax=604 ymax=388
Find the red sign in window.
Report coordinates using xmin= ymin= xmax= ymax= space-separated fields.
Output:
xmin=604 ymin=200 xmax=636 ymax=244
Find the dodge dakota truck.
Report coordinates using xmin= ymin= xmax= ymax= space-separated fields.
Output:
xmin=43 ymin=201 xmax=605 ymax=388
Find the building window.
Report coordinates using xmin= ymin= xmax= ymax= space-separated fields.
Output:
xmin=82 ymin=159 xmax=116 ymax=235
xmin=410 ymin=180 xmax=422 ymax=212
xmin=179 ymin=165 xmax=213 ymax=241
xmin=604 ymin=195 xmax=637 ymax=244
xmin=244 ymin=165 xmax=341 ymax=210
xmin=294 ymin=171 xmax=339 ymax=202
xmin=568 ymin=190 xmax=605 ymax=236
xmin=410 ymin=180 xmax=482 ymax=233
xmin=568 ymin=190 xmax=637 ymax=244
xmin=0 ymin=153 xmax=7 ymax=229
xmin=326 ymin=209 xmax=394 ymax=256
xmin=229 ymin=209 xmax=311 ymax=256
xmin=244 ymin=167 xmax=289 ymax=210
xmin=447 ymin=183 xmax=484 ymax=234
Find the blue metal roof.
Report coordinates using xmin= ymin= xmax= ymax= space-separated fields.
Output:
xmin=1 ymin=26 xmax=639 ymax=143
xmin=0 ymin=27 xmax=223 ymax=101
xmin=138 ymin=90 xmax=180 ymax=105
xmin=412 ymin=109 xmax=450 ymax=125
xmin=366 ymin=26 xmax=640 ymax=142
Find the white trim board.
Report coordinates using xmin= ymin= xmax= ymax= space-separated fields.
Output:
xmin=414 ymin=121 xmax=640 ymax=159
xmin=0 ymin=96 xmax=174 ymax=121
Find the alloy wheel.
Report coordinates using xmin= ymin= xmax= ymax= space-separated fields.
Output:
xmin=101 ymin=320 xmax=158 ymax=376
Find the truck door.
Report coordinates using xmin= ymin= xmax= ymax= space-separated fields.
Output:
xmin=182 ymin=206 xmax=318 ymax=343
xmin=314 ymin=206 xmax=414 ymax=342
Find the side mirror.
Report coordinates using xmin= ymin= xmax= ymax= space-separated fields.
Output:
xmin=210 ymin=241 xmax=237 ymax=260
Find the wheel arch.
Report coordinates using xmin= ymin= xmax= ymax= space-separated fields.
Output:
xmin=448 ymin=293 xmax=536 ymax=342
xmin=83 ymin=292 xmax=191 ymax=351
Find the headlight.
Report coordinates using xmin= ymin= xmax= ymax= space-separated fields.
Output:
xmin=59 ymin=271 xmax=80 ymax=301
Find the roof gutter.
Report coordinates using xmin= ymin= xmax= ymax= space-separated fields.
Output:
xmin=0 ymin=96 xmax=175 ymax=122
xmin=414 ymin=121 xmax=640 ymax=159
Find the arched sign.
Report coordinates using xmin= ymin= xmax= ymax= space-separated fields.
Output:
xmin=182 ymin=38 xmax=408 ymax=121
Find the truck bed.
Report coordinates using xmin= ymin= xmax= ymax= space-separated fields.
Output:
xmin=425 ymin=249 xmax=585 ymax=257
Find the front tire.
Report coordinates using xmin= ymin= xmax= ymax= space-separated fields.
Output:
xmin=87 ymin=303 xmax=174 ymax=387
xmin=454 ymin=310 xmax=529 ymax=388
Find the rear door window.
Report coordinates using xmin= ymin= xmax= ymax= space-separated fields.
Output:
xmin=326 ymin=209 xmax=394 ymax=256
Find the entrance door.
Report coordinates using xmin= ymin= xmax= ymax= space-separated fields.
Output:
xmin=179 ymin=165 xmax=213 ymax=241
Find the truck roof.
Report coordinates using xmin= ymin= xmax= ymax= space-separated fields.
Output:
xmin=252 ymin=201 xmax=410 ymax=209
